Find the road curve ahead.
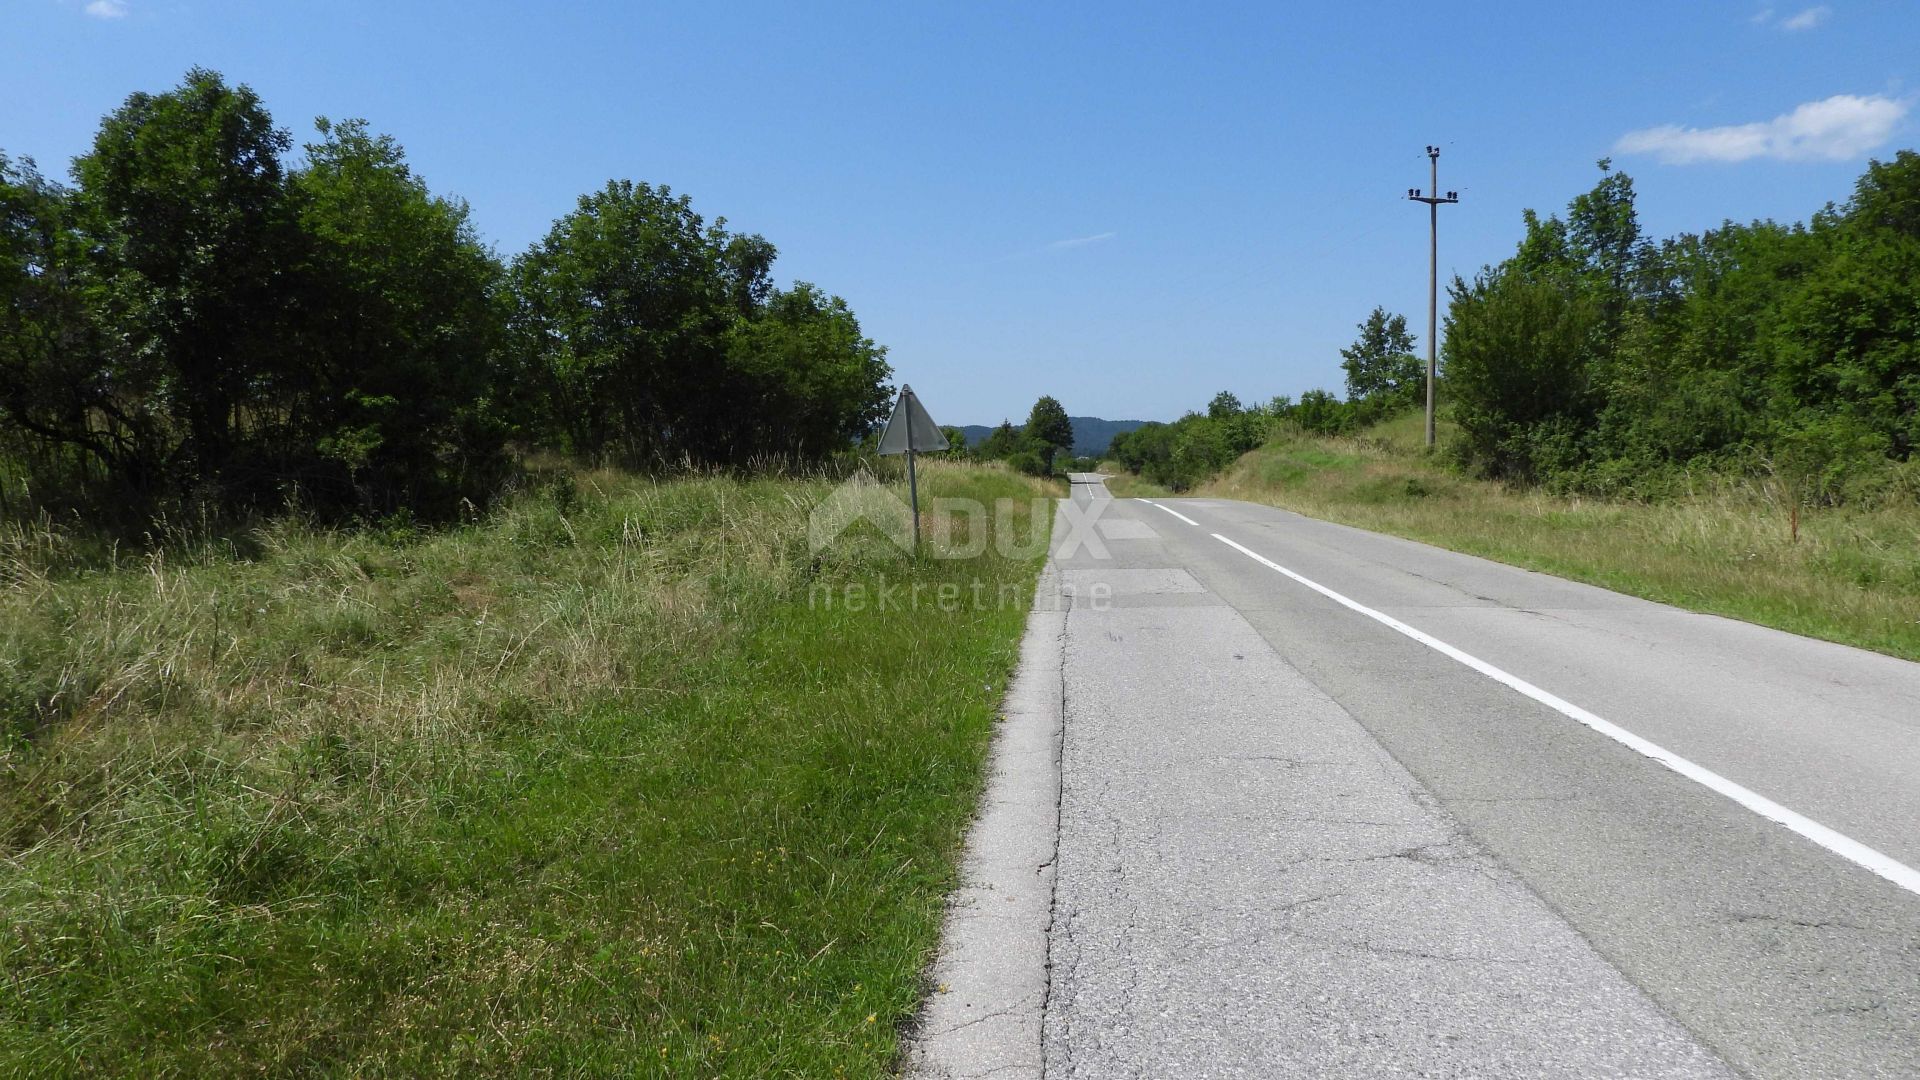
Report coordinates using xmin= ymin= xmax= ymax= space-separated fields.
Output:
xmin=1033 ymin=475 xmax=1920 ymax=1079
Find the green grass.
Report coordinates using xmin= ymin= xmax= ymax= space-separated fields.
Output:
xmin=0 ymin=458 xmax=1055 ymax=1076
xmin=1092 ymin=464 xmax=1171 ymax=499
xmin=1199 ymin=414 xmax=1920 ymax=663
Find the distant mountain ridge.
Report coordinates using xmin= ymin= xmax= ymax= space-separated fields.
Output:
xmin=956 ymin=416 xmax=1151 ymax=458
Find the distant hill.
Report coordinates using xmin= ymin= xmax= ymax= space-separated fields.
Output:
xmin=956 ymin=416 xmax=1151 ymax=458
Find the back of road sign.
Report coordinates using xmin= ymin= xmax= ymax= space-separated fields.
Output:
xmin=877 ymin=385 xmax=948 ymax=455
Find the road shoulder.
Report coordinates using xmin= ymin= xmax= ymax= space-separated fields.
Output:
xmin=904 ymin=556 xmax=1066 ymax=1079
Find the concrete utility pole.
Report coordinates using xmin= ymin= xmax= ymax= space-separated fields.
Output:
xmin=1407 ymin=146 xmax=1459 ymax=449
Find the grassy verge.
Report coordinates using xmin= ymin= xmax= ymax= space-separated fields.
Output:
xmin=1090 ymin=465 xmax=1171 ymax=500
xmin=0 ymin=458 xmax=1054 ymax=1076
xmin=1197 ymin=411 xmax=1920 ymax=662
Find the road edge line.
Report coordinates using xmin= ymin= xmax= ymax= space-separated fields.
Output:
xmin=1211 ymin=530 xmax=1920 ymax=899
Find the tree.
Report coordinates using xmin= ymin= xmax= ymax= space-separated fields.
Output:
xmin=67 ymin=67 xmax=304 ymax=504
xmin=1207 ymin=391 xmax=1243 ymax=419
xmin=0 ymin=152 xmax=123 ymax=505
xmin=1443 ymin=269 xmax=1604 ymax=479
xmin=1438 ymin=162 xmax=1643 ymax=483
xmin=1566 ymin=159 xmax=1643 ymax=300
xmin=510 ymin=181 xmax=747 ymax=463
xmin=509 ymin=181 xmax=889 ymax=466
xmin=290 ymin=117 xmax=511 ymax=512
xmin=1779 ymin=150 xmax=1920 ymax=463
xmin=2 ymin=72 xmax=517 ymax=519
xmin=976 ymin=420 xmax=1023 ymax=460
xmin=1293 ymin=388 xmax=1350 ymax=435
xmin=1339 ymin=307 xmax=1421 ymax=406
xmin=1024 ymin=396 xmax=1074 ymax=473
xmin=725 ymin=283 xmax=891 ymax=460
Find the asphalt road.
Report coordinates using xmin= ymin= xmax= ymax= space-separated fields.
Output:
xmin=986 ymin=475 xmax=1919 ymax=1078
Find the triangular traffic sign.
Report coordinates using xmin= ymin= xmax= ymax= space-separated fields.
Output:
xmin=877 ymin=385 xmax=948 ymax=455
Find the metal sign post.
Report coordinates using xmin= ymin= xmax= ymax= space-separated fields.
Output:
xmin=907 ymin=444 xmax=920 ymax=547
xmin=876 ymin=384 xmax=949 ymax=554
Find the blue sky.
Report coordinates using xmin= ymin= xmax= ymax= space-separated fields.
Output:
xmin=6 ymin=1 xmax=1915 ymax=424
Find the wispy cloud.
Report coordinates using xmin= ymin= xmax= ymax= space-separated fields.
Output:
xmin=1752 ymin=4 xmax=1831 ymax=30
xmin=1044 ymin=231 xmax=1116 ymax=250
xmin=1615 ymin=93 xmax=1906 ymax=164
xmin=83 ymin=0 xmax=129 ymax=18
xmin=991 ymin=231 xmax=1117 ymax=263
xmin=1780 ymin=5 xmax=1831 ymax=30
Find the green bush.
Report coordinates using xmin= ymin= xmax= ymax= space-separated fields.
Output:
xmin=1005 ymin=449 xmax=1050 ymax=477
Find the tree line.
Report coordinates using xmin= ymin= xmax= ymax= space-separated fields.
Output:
xmin=0 ymin=69 xmax=893 ymax=527
xmin=1108 ymin=151 xmax=1920 ymax=503
xmin=1446 ymin=153 xmax=1920 ymax=503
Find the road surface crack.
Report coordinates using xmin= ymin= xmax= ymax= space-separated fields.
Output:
xmin=1039 ymin=599 xmax=1068 ymax=1080
xmin=1726 ymin=910 xmax=1870 ymax=932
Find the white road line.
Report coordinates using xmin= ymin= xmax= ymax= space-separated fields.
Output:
xmin=1138 ymin=499 xmax=1200 ymax=527
xmin=1212 ymin=531 xmax=1920 ymax=899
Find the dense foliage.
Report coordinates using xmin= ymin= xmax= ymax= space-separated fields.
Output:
xmin=1106 ymin=394 xmax=1275 ymax=491
xmin=1445 ymin=155 xmax=1920 ymax=503
xmin=0 ymin=69 xmax=892 ymax=525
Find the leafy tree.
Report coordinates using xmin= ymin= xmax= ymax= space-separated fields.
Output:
xmin=1024 ymin=395 xmax=1073 ymax=473
xmin=1004 ymin=449 xmax=1049 ymax=477
xmin=1440 ymin=162 xmax=1639 ymax=481
xmin=1771 ymin=151 xmax=1920 ymax=467
xmin=976 ymin=420 xmax=1024 ymax=460
xmin=291 ymin=117 xmax=510 ymax=512
xmin=1443 ymin=270 xmax=1604 ymax=479
xmin=1566 ymin=159 xmax=1644 ymax=300
xmin=1339 ymin=307 xmax=1421 ymax=406
xmin=1207 ymin=391 xmax=1243 ymax=419
xmin=510 ymin=181 xmax=749 ymax=463
xmin=510 ymin=182 xmax=887 ymax=466
xmin=725 ymin=283 xmax=891 ymax=460
xmin=0 ymin=152 xmax=119 ymax=505
xmin=2 ymin=72 xmax=517 ymax=519
xmin=1291 ymin=388 xmax=1349 ymax=435
xmin=67 ymin=67 xmax=304 ymax=504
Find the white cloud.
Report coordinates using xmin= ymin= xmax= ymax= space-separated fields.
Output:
xmin=1045 ymin=231 xmax=1115 ymax=250
xmin=83 ymin=0 xmax=129 ymax=17
xmin=1780 ymin=5 xmax=1831 ymax=30
xmin=1615 ymin=93 xmax=1907 ymax=164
